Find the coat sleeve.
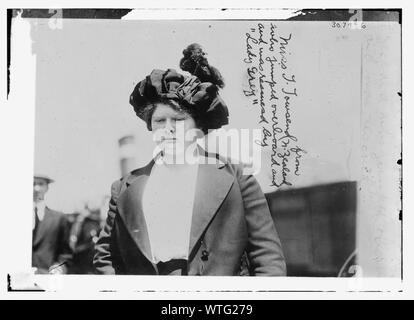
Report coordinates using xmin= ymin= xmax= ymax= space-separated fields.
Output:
xmin=93 ymin=179 xmax=125 ymax=275
xmin=237 ymin=165 xmax=287 ymax=276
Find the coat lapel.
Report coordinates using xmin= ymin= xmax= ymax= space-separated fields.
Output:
xmin=115 ymin=152 xmax=235 ymax=265
xmin=117 ymin=161 xmax=155 ymax=264
xmin=33 ymin=208 xmax=53 ymax=247
xmin=188 ymin=159 xmax=235 ymax=258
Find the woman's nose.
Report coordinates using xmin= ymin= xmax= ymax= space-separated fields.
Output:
xmin=165 ymin=119 xmax=175 ymax=133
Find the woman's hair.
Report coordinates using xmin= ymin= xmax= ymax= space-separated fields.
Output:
xmin=142 ymin=98 xmax=209 ymax=134
xmin=179 ymin=43 xmax=225 ymax=88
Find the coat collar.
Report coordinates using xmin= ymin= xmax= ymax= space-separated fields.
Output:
xmin=124 ymin=147 xmax=227 ymax=187
xmin=117 ymin=148 xmax=234 ymax=265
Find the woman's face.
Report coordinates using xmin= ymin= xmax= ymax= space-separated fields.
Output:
xmin=151 ymin=103 xmax=200 ymax=156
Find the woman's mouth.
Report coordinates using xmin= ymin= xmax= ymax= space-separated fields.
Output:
xmin=162 ymin=137 xmax=177 ymax=142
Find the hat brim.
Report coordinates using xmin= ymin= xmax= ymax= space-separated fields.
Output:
xmin=34 ymin=175 xmax=55 ymax=184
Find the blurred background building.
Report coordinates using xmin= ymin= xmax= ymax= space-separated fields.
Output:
xmin=266 ymin=182 xmax=357 ymax=277
xmin=118 ymin=135 xmax=137 ymax=177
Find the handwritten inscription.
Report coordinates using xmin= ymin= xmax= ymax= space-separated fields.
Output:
xmin=243 ymin=23 xmax=307 ymax=188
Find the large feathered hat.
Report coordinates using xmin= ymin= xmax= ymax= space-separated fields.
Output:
xmin=129 ymin=44 xmax=228 ymax=131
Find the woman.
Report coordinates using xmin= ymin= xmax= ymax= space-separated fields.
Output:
xmin=93 ymin=44 xmax=286 ymax=276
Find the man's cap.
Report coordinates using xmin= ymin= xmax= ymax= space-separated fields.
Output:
xmin=34 ymin=174 xmax=55 ymax=184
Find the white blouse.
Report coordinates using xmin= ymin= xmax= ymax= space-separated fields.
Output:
xmin=142 ymin=156 xmax=199 ymax=263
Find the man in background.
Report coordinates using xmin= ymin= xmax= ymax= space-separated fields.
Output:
xmin=67 ymin=203 xmax=102 ymax=274
xmin=32 ymin=174 xmax=72 ymax=274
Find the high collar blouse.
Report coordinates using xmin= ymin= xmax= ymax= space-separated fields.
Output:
xmin=142 ymin=154 xmax=200 ymax=264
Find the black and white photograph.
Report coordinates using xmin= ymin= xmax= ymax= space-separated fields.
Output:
xmin=1 ymin=2 xmax=409 ymax=300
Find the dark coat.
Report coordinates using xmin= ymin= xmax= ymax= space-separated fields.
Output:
xmin=93 ymin=153 xmax=286 ymax=276
xmin=32 ymin=207 xmax=72 ymax=273
xmin=68 ymin=215 xmax=101 ymax=274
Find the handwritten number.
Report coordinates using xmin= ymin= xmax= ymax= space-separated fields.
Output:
xmin=331 ymin=20 xmax=366 ymax=30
